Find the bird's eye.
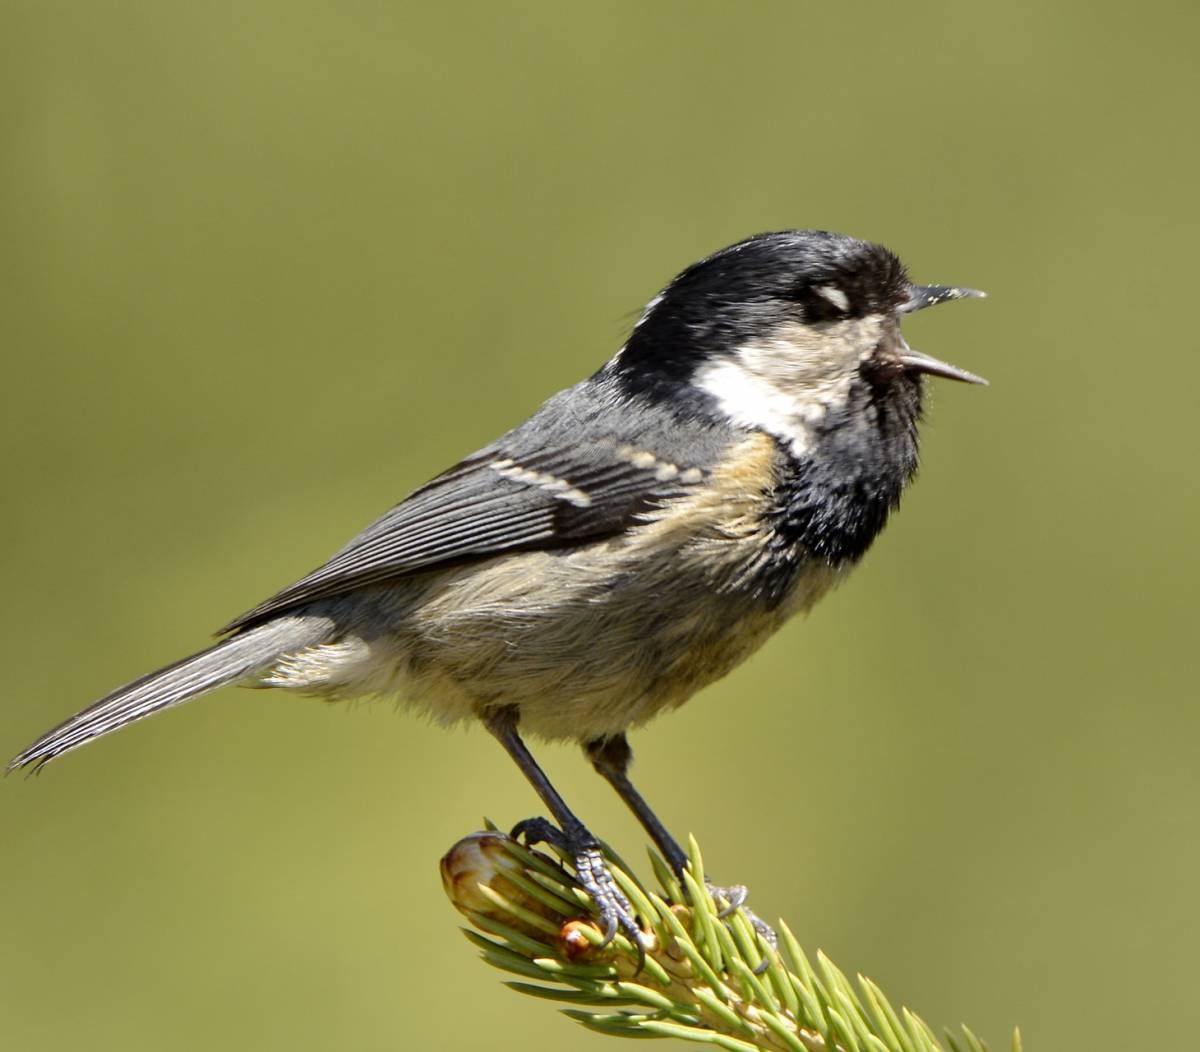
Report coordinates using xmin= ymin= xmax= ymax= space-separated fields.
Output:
xmin=797 ymin=283 xmax=851 ymax=322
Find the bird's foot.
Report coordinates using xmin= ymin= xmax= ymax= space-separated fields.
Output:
xmin=704 ymin=880 xmax=778 ymax=967
xmin=511 ymin=816 xmax=647 ymax=961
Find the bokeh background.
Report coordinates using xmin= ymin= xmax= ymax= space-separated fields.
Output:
xmin=2 ymin=3 xmax=1197 ymax=1049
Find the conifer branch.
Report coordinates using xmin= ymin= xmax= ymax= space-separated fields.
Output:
xmin=441 ymin=825 xmax=1020 ymax=1052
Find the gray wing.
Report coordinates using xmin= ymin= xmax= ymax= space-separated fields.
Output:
xmin=221 ymin=382 xmax=731 ymax=633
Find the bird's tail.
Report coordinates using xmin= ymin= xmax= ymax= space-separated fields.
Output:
xmin=8 ymin=617 xmax=333 ymax=772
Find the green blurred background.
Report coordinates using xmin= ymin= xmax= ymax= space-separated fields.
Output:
xmin=2 ymin=2 xmax=1197 ymax=1049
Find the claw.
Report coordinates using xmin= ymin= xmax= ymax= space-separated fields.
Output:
xmin=511 ymin=816 xmax=570 ymax=854
xmin=709 ymin=881 xmax=748 ymax=917
xmin=511 ymin=816 xmax=648 ymax=972
xmin=703 ymin=879 xmax=778 ymax=973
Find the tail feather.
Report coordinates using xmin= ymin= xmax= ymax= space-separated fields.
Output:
xmin=8 ymin=617 xmax=333 ymax=772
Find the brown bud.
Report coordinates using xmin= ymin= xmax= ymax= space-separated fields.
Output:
xmin=440 ymin=831 xmax=564 ymax=938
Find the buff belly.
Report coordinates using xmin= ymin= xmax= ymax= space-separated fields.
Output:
xmin=259 ymin=539 xmax=844 ymax=742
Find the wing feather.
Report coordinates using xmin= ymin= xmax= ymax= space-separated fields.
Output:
xmin=220 ymin=440 xmax=706 ymax=633
xmin=220 ymin=373 xmax=737 ymax=633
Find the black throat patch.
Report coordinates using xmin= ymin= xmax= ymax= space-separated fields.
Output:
xmin=759 ymin=373 xmax=923 ymax=599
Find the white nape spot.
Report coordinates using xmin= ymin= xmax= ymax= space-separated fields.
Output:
xmin=614 ymin=292 xmax=667 ymax=362
xmin=633 ymin=292 xmax=664 ymax=330
xmin=815 ymin=285 xmax=850 ymax=312
xmin=490 ymin=459 xmax=592 ymax=507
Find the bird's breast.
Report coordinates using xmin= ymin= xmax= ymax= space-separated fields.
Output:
xmin=392 ymin=433 xmax=842 ymax=738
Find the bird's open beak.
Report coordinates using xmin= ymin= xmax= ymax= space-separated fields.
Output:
xmin=897 ymin=284 xmax=988 ymax=385
xmin=901 ymin=284 xmax=986 ymax=314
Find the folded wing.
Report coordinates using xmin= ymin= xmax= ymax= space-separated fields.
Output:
xmin=221 ymin=430 xmax=719 ymax=633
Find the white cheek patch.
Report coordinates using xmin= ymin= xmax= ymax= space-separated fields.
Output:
xmin=694 ymin=316 xmax=884 ymax=458
xmin=695 ymin=357 xmax=824 ymax=457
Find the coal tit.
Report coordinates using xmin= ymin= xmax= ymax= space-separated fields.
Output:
xmin=10 ymin=230 xmax=985 ymax=947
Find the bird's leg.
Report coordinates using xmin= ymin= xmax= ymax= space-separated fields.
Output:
xmin=483 ymin=707 xmax=645 ymax=953
xmin=585 ymin=733 xmax=688 ymax=872
xmin=586 ymin=733 xmax=777 ymax=950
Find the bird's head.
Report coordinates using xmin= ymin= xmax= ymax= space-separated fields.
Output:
xmin=610 ymin=230 xmax=985 ymax=456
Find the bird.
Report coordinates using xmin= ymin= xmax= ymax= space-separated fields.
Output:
xmin=9 ymin=229 xmax=985 ymax=948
